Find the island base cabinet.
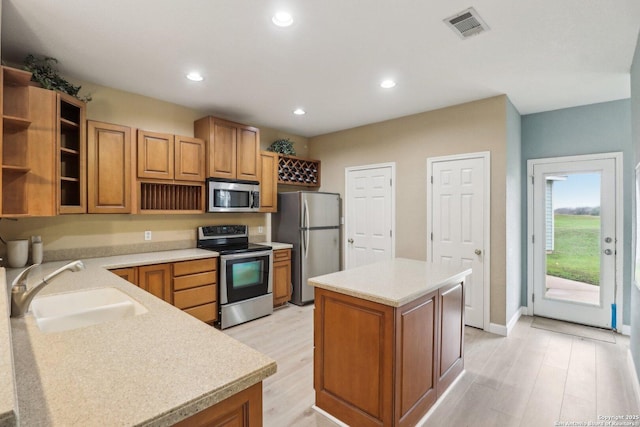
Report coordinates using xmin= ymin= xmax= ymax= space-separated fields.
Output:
xmin=437 ymin=281 xmax=465 ymax=395
xmin=314 ymin=282 xmax=464 ymax=427
xmin=173 ymin=381 xmax=263 ymax=427
xmin=314 ymin=290 xmax=395 ymax=427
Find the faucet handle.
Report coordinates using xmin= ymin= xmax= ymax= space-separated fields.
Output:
xmin=11 ymin=264 xmax=39 ymax=289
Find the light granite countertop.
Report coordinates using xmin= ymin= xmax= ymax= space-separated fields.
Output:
xmin=308 ymin=258 xmax=472 ymax=307
xmin=2 ymin=249 xmax=277 ymax=426
xmin=259 ymin=242 xmax=293 ymax=250
xmin=0 ymin=269 xmax=17 ymax=427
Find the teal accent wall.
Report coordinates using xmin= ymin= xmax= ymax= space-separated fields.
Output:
xmin=629 ymin=30 xmax=640 ymax=385
xmin=521 ymin=99 xmax=633 ymax=324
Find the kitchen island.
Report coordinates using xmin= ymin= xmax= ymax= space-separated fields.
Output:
xmin=309 ymin=258 xmax=471 ymax=427
xmin=2 ymin=249 xmax=276 ymax=426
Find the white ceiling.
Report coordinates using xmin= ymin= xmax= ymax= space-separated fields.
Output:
xmin=2 ymin=0 xmax=640 ymax=137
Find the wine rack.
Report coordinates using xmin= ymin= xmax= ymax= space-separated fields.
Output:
xmin=139 ymin=182 xmax=203 ymax=212
xmin=277 ymin=154 xmax=320 ymax=187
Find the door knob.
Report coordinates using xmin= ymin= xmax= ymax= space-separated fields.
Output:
xmin=348 ymin=238 xmax=354 ymax=244
xmin=474 ymin=249 xmax=482 ymax=256
xmin=604 ymin=249 xmax=613 ymax=255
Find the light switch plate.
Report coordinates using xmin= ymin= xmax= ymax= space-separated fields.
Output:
xmin=258 ymin=226 xmax=264 ymax=234
xmin=144 ymin=231 xmax=152 ymax=241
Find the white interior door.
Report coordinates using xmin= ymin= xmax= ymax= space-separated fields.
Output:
xmin=345 ymin=164 xmax=395 ymax=269
xmin=530 ymin=156 xmax=618 ymax=328
xmin=429 ymin=154 xmax=487 ymax=329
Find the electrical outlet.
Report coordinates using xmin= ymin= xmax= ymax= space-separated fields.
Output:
xmin=258 ymin=226 xmax=264 ymax=234
xmin=144 ymin=231 xmax=152 ymax=241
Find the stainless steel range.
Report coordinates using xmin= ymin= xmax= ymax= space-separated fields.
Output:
xmin=197 ymin=225 xmax=273 ymax=329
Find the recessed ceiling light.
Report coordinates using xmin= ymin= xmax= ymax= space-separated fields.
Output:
xmin=380 ymin=79 xmax=396 ymax=89
xmin=293 ymin=108 xmax=306 ymax=115
xmin=186 ymin=72 xmax=204 ymax=82
xmin=272 ymin=11 xmax=293 ymax=27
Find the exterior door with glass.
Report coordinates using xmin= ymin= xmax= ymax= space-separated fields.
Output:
xmin=529 ymin=155 xmax=618 ymax=328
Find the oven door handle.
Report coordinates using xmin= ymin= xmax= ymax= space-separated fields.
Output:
xmin=220 ymin=250 xmax=273 ymax=260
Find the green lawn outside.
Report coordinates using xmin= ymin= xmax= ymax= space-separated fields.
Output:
xmin=546 ymin=214 xmax=600 ymax=286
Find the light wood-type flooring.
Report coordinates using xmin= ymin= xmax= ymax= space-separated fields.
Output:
xmin=224 ymin=304 xmax=640 ymax=427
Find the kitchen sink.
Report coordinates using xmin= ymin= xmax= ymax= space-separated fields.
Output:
xmin=30 ymin=287 xmax=147 ymax=333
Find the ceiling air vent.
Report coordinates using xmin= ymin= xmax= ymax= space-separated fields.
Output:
xmin=444 ymin=7 xmax=489 ymax=39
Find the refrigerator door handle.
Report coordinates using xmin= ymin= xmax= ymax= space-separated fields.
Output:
xmin=303 ymin=198 xmax=310 ymax=258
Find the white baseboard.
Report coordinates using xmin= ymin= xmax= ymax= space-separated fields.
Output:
xmin=627 ymin=349 xmax=640 ymax=406
xmin=488 ymin=323 xmax=507 ymax=336
xmin=487 ymin=307 xmax=525 ymax=337
xmin=622 ymin=324 xmax=631 ymax=336
xmin=506 ymin=308 xmax=525 ymax=335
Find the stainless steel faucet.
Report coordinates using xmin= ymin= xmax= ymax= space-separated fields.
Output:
xmin=10 ymin=260 xmax=86 ymax=318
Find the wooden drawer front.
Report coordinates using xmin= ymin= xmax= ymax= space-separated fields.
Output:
xmin=184 ymin=303 xmax=217 ymax=323
xmin=174 ymin=271 xmax=216 ymax=291
xmin=273 ymin=249 xmax=291 ymax=262
xmin=174 ymin=285 xmax=216 ymax=309
xmin=174 ymin=258 xmax=217 ymax=276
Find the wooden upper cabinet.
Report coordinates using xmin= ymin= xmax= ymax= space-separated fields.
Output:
xmin=236 ymin=125 xmax=259 ymax=180
xmin=210 ymin=120 xmax=237 ymax=179
xmin=194 ymin=116 xmax=260 ymax=181
xmin=259 ymin=151 xmax=277 ymax=213
xmin=87 ymin=121 xmax=133 ymax=214
xmin=137 ymin=130 xmax=174 ymax=180
xmin=174 ymin=136 xmax=205 ymax=182
xmin=26 ymin=86 xmax=57 ymax=217
xmin=137 ymin=130 xmax=204 ymax=183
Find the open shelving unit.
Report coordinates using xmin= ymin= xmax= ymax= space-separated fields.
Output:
xmin=57 ymin=92 xmax=86 ymax=213
xmin=1 ymin=67 xmax=33 ymax=216
xmin=277 ymin=154 xmax=321 ymax=187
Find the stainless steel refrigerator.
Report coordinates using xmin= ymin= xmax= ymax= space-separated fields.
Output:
xmin=272 ymin=191 xmax=341 ymax=305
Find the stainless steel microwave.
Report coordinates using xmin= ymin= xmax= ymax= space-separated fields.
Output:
xmin=207 ymin=179 xmax=260 ymax=212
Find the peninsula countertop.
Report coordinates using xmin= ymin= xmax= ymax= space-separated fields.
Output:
xmin=308 ymin=257 xmax=472 ymax=307
xmin=3 ymin=249 xmax=277 ymax=426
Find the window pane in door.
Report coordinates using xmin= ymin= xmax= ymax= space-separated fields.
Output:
xmin=544 ymin=172 xmax=601 ymax=306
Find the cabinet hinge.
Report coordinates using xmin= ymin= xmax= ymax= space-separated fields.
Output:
xmin=531 ymin=176 xmax=534 ymax=185
xmin=430 ymin=232 xmax=433 ymax=241
xmin=390 ymin=178 xmax=392 ymax=187
xmin=532 ymin=294 xmax=535 ymax=303
xmin=390 ymin=230 xmax=392 ymax=237
xmin=532 ymin=235 xmax=535 ymax=244
xmin=430 ymin=176 xmax=433 ymax=184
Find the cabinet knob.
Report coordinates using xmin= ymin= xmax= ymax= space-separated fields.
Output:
xmin=348 ymin=238 xmax=354 ymax=244
xmin=474 ymin=249 xmax=482 ymax=256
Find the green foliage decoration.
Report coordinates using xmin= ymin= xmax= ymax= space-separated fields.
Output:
xmin=267 ymin=138 xmax=296 ymax=156
xmin=23 ymin=54 xmax=92 ymax=102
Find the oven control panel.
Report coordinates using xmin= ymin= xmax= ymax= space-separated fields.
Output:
xmin=198 ymin=225 xmax=247 ymax=240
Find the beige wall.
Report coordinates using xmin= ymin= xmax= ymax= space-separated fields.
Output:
xmin=308 ymin=95 xmax=509 ymax=325
xmin=0 ymin=79 xmax=306 ymax=260
xmin=77 ymin=77 xmax=311 ymax=155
